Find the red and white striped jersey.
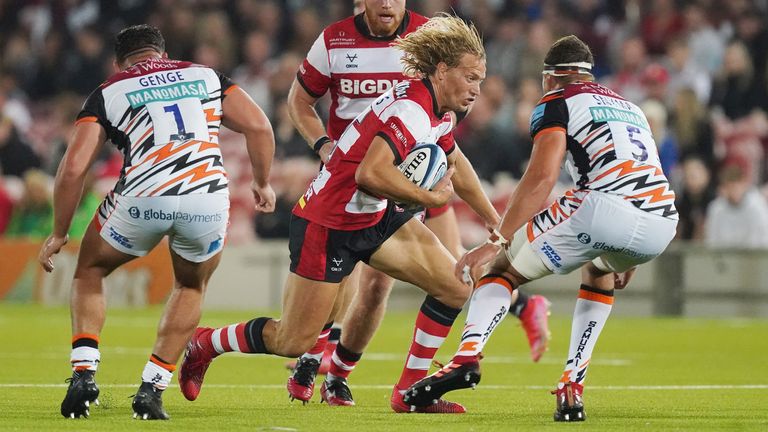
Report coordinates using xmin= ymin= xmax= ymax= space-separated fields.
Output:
xmin=530 ymin=81 xmax=678 ymax=219
xmin=296 ymin=11 xmax=428 ymax=141
xmin=293 ymin=79 xmax=456 ymax=230
xmin=77 ymin=57 xmax=235 ymax=197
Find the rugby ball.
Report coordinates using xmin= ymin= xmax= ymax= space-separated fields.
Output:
xmin=398 ymin=143 xmax=447 ymax=190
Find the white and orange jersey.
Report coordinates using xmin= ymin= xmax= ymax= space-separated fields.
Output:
xmin=296 ymin=11 xmax=428 ymax=141
xmin=77 ymin=57 xmax=235 ymax=197
xmin=530 ymin=81 xmax=677 ymax=219
xmin=293 ymin=79 xmax=456 ymax=230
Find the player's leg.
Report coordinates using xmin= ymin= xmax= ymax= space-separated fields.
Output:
xmin=319 ymin=264 xmax=395 ymax=406
xmin=426 ymin=205 xmax=551 ymax=362
xmin=179 ymin=214 xmax=347 ymax=402
xmin=403 ymin=227 xmax=553 ymax=407
xmin=62 ymin=195 xmax=156 ymax=419
xmin=368 ymin=218 xmax=471 ymax=413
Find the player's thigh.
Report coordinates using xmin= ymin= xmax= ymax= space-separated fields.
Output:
xmin=278 ymin=272 xmax=340 ymax=345
xmin=79 ymin=193 xmax=169 ymax=275
xmin=169 ymin=194 xmax=229 ymax=265
xmin=424 ymin=205 xmax=462 ymax=259
xmin=369 ymin=218 xmax=467 ymax=304
xmin=169 ymin=248 xmax=223 ymax=289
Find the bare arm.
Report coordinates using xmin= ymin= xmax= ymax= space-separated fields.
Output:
xmin=453 ymin=130 xmax=566 ymax=282
xmin=355 ymin=137 xmax=454 ymax=208
xmin=222 ymin=86 xmax=276 ymax=212
xmin=39 ymin=121 xmax=104 ymax=271
xmin=449 ymin=146 xmax=501 ymax=228
xmin=496 ymin=130 xmax=566 ymax=239
xmin=287 ymin=79 xmax=333 ymax=162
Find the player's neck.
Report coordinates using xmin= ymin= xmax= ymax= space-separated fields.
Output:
xmin=124 ymin=52 xmax=163 ymax=69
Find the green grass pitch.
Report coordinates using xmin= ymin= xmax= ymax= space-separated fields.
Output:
xmin=0 ymin=304 xmax=765 ymax=431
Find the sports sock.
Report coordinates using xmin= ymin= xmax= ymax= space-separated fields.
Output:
xmin=453 ymin=275 xmax=515 ymax=363
xmin=70 ymin=333 xmax=100 ymax=372
xmin=508 ymin=290 xmax=529 ymax=318
xmin=395 ymin=295 xmax=462 ymax=390
xmin=558 ymin=285 xmax=613 ymax=388
xmin=142 ymin=354 xmax=176 ymax=390
xmin=300 ymin=322 xmax=333 ymax=362
xmin=206 ymin=317 xmax=272 ymax=355
xmin=326 ymin=342 xmax=362 ymax=381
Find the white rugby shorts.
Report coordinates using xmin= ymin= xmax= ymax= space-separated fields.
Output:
xmin=504 ymin=190 xmax=677 ymax=280
xmin=94 ymin=193 xmax=229 ymax=263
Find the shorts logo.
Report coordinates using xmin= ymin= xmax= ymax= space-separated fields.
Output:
xmin=129 ymin=206 xmax=140 ymax=219
xmin=592 ymin=242 xmax=652 ymax=260
xmin=207 ymin=237 xmax=222 ymax=254
xmin=540 ymin=241 xmax=562 ymax=268
xmin=142 ymin=209 xmax=223 ymax=223
xmin=108 ymin=227 xmax=133 ymax=249
xmin=577 ymin=233 xmax=591 ymax=244
xmin=330 ymin=257 xmax=343 ymax=272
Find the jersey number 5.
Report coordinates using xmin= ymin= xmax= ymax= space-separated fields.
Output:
xmin=626 ymin=125 xmax=648 ymax=162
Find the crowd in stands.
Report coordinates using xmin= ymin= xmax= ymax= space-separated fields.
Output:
xmin=2 ymin=0 xmax=768 ymax=248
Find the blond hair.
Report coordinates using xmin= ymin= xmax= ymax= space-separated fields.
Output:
xmin=394 ymin=14 xmax=485 ymax=78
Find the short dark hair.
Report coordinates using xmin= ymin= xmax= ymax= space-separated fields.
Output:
xmin=544 ymin=35 xmax=594 ymax=67
xmin=114 ymin=24 xmax=165 ymax=64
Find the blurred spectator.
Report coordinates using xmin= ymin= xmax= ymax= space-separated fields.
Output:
xmin=676 ymin=156 xmax=716 ymax=241
xmin=705 ymin=159 xmax=768 ymax=248
xmin=682 ymin=1 xmax=725 ymax=75
xmin=605 ymin=36 xmax=648 ymax=104
xmin=670 ymin=87 xmax=714 ymax=165
xmin=4 ymin=169 xmax=52 ymax=239
xmin=641 ymin=99 xmax=678 ymax=176
xmin=665 ymin=37 xmax=712 ymax=105
xmin=733 ymin=8 xmax=768 ymax=90
xmin=61 ymin=25 xmax=109 ymax=96
xmin=710 ymin=40 xmax=764 ymax=120
xmin=231 ymin=31 xmax=274 ymax=119
xmin=0 ymin=115 xmax=41 ymax=178
xmin=640 ymin=0 xmax=684 ymax=56
xmin=641 ymin=63 xmax=670 ymax=104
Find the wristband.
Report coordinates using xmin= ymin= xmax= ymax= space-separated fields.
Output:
xmin=486 ymin=228 xmax=509 ymax=248
xmin=313 ymin=136 xmax=332 ymax=154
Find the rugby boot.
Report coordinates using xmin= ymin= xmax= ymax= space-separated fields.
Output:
xmin=286 ymin=357 xmax=320 ymax=404
xmin=390 ymin=386 xmax=466 ymax=413
xmin=552 ymin=381 xmax=585 ymax=422
xmin=403 ymin=360 xmax=481 ymax=407
xmin=179 ymin=327 xmax=218 ymax=401
xmin=132 ymin=382 xmax=170 ymax=420
xmin=320 ymin=378 xmax=355 ymax=406
xmin=520 ymin=295 xmax=552 ymax=362
xmin=61 ymin=369 xmax=100 ymax=418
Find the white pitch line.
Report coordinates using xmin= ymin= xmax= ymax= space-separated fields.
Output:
xmin=2 ymin=383 xmax=766 ymax=390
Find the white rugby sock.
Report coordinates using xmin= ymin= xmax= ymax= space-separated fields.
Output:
xmin=453 ymin=275 xmax=516 ymax=362
xmin=142 ymin=354 xmax=176 ymax=390
xmin=559 ymin=285 xmax=613 ymax=388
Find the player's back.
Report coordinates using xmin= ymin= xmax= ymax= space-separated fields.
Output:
xmin=78 ymin=57 xmax=234 ymax=197
xmin=532 ymin=81 xmax=677 ymax=219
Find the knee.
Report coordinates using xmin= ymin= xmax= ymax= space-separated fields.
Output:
xmin=358 ymin=274 xmax=394 ymax=306
xmin=440 ymin=280 xmax=471 ymax=309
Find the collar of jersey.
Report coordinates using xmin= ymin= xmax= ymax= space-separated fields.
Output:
xmin=354 ymin=10 xmax=411 ymax=41
xmin=421 ymin=78 xmax=444 ymax=118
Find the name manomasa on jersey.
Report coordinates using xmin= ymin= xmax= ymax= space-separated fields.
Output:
xmin=77 ymin=57 xmax=235 ymax=197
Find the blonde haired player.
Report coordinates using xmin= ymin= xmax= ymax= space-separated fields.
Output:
xmin=180 ymin=14 xmax=505 ymax=413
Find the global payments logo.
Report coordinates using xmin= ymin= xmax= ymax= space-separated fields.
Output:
xmin=577 ymin=232 xmax=591 ymax=244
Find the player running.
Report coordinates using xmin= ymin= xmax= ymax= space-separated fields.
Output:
xmin=402 ymin=35 xmax=678 ymax=421
xmin=38 ymin=25 xmax=276 ymax=420
xmin=283 ymin=0 xmax=551 ymax=407
xmin=180 ymin=15 xmax=497 ymax=414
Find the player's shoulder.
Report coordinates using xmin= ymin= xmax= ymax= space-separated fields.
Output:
xmin=100 ymin=58 xmax=204 ymax=89
xmin=536 ymin=88 xmax=565 ymax=105
xmin=405 ymin=11 xmax=429 ymax=31
xmin=563 ymin=80 xmax=627 ymax=101
xmin=321 ymin=16 xmax=358 ymax=47
xmin=387 ymin=79 xmax=435 ymax=117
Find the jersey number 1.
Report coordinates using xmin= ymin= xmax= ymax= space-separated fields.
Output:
xmin=164 ymin=104 xmax=196 ymax=141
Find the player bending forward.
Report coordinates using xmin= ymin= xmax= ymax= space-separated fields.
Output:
xmin=403 ymin=35 xmax=678 ymax=421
